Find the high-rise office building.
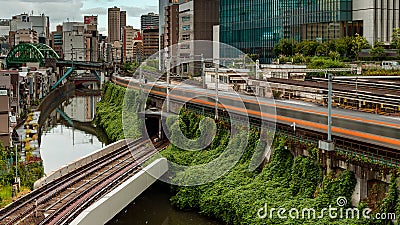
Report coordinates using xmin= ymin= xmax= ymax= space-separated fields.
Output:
xmin=120 ymin=11 xmax=127 ymax=36
xmin=163 ymin=4 xmax=180 ymax=49
xmin=108 ymin=7 xmax=121 ymax=43
xmin=50 ymin=25 xmax=63 ymax=57
xmin=142 ymin=28 xmax=159 ymax=58
xmin=141 ymin=12 xmax=159 ymax=30
xmin=108 ymin=7 xmax=127 ymax=42
xmin=219 ymin=0 xmax=400 ymax=63
xmin=177 ymin=0 xmax=219 ymax=76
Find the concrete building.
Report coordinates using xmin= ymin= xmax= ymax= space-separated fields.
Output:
xmin=353 ymin=0 xmax=400 ymax=44
xmin=15 ymin=29 xmax=38 ymax=45
xmin=0 ymin=70 xmax=21 ymax=117
xmin=9 ymin=13 xmax=50 ymax=46
xmin=108 ymin=7 xmax=121 ymax=43
xmin=141 ymin=13 xmax=159 ymax=30
xmin=177 ymin=0 xmax=219 ymax=76
xmin=51 ymin=25 xmax=63 ymax=57
xmin=205 ymin=68 xmax=249 ymax=91
xmin=122 ymin=26 xmax=141 ymax=62
xmin=0 ymin=88 xmax=10 ymax=147
xmin=120 ymin=11 xmax=127 ymax=36
xmin=0 ymin=19 xmax=10 ymax=37
xmin=142 ymin=29 xmax=159 ymax=58
xmin=84 ymin=16 xmax=99 ymax=62
xmin=163 ymin=4 xmax=180 ymax=50
xmin=159 ymin=0 xmax=191 ymax=71
xmin=108 ymin=7 xmax=126 ymax=43
xmin=63 ymin=22 xmax=85 ymax=61
xmin=0 ymin=19 xmax=10 ymax=55
xmin=10 ymin=14 xmax=31 ymax=32
xmin=219 ymin=0 xmax=400 ymax=63
xmin=29 ymin=14 xmax=50 ymax=44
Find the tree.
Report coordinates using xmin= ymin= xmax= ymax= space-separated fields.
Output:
xmin=295 ymin=40 xmax=319 ymax=56
xmin=370 ymin=41 xmax=386 ymax=59
xmin=273 ymin=38 xmax=297 ymax=56
xmin=245 ymin=54 xmax=259 ymax=62
xmin=328 ymin=51 xmax=341 ymax=61
xmin=316 ymin=44 xmax=327 ymax=56
xmin=391 ymin=28 xmax=400 ymax=50
xmin=351 ymin=34 xmax=370 ymax=61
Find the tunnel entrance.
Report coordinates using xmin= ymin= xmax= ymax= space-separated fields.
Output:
xmin=145 ymin=116 xmax=161 ymax=140
xmin=140 ymin=110 xmax=174 ymax=143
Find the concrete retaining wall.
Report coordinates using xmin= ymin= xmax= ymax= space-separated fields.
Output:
xmin=70 ymin=158 xmax=168 ymax=225
xmin=33 ymin=139 xmax=131 ymax=189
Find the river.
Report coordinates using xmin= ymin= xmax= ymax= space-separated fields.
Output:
xmin=30 ymin=91 xmax=222 ymax=225
xmin=107 ymin=181 xmax=222 ymax=225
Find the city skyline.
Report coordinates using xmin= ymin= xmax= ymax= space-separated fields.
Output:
xmin=0 ymin=0 xmax=158 ymax=35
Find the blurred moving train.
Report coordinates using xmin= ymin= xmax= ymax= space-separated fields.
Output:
xmin=111 ymin=75 xmax=400 ymax=154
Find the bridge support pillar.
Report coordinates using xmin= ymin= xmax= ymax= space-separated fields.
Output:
xmin=319 ymin=140 xmax=335 ymax=175
xmin=352 ymin=173 xmax=368 ymax=206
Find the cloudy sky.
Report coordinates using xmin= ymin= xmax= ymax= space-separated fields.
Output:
xmin=0 ymin=0 xmax=158 ymax=35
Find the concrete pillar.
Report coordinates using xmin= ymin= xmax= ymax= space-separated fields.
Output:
xmin=352 ymin=174 xmax=368 ymax=206
xmin=326 ymin=152 xmax=332 ymax=174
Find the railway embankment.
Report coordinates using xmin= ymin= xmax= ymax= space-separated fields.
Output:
xmin=102 ymin=81 xmax=400 ymax=225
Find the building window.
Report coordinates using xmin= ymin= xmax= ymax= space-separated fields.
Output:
xmin=182 ymin=25 xmax=191 ymax=31
xmin=182 ymin=16 xmax=190 ymax=22
xmin=182 ymin=34 xmax=190 ymax=40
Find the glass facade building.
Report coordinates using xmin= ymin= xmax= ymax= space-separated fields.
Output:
xmin=219 ymin=0 xmax=359 ymax=63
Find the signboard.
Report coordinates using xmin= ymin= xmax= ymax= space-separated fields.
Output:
xmin=133 ymin=31 xmax=142 ymax=41
xmin=0 ymin=90 xmax=7 ymax=96
xmin=84 ymin=16 xmax=98 ymax=25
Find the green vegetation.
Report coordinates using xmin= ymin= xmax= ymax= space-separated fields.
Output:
xmin=272 ymin=32 xmax=400 ymax=64
xmin=94 ymin=82 xmax=142 ymax=142
xmin=122 ymin=62 xmax=139 ymax=75
xmin=161 ymin=110 xmax=399 ymax=225
xmin=0 ymin=142 xmax=44 ymax=207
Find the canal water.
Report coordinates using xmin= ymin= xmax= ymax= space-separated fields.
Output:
xmin=39 ymin=95 xmax=104 ymax=174
xmin=106 ymin=181 xmax=223 ymax=225
xmin=33 ymin=91 xmax=223 ymax=225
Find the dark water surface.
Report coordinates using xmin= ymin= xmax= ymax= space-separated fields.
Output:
xmin=107 ymin=181 xmax=224 ymax=225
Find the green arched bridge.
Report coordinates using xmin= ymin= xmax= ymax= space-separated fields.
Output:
xmin=6 ymin=43 xmax=60 ymax=68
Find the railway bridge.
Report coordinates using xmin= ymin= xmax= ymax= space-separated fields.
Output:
xmin=112 ymin=75 xmax=400 ymax=206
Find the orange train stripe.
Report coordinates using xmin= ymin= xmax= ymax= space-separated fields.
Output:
xmin=145 ymin=81 xmax=400 ymax=129
xmin=115 ymin=78 xmax=400 ymax=147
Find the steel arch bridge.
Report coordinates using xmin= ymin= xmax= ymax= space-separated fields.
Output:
xmin=6 ymin=43 xmax=60 ymax=68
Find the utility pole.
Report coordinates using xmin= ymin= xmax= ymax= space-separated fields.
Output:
xmin=201 ymin=54 xmax=205 ymax=88
xmin=255 ymin=59 xmax=260 ymax=96
xmin=327 ymin=72 xmax=333 ymax=142
xmin=215 ymin=63 xmax=219 ymax=120
xmin=318 ymin=71 xmax=335 ymax=174
xmin=166 ymin=56 xmax=170 ymax=112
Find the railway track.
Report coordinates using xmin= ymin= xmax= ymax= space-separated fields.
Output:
xmin=0 ymin=139 xmax=168 ymax=225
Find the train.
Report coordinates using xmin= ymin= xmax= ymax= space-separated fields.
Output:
xmin=111 ymin=75 xmax=400 ymax=154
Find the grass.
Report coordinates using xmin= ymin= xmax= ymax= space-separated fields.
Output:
xmin=0 ymin=185 xmax=31 ymax=208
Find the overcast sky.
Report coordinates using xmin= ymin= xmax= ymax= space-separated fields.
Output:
xmin=0 ymin=0 xmax=158 ymax=35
